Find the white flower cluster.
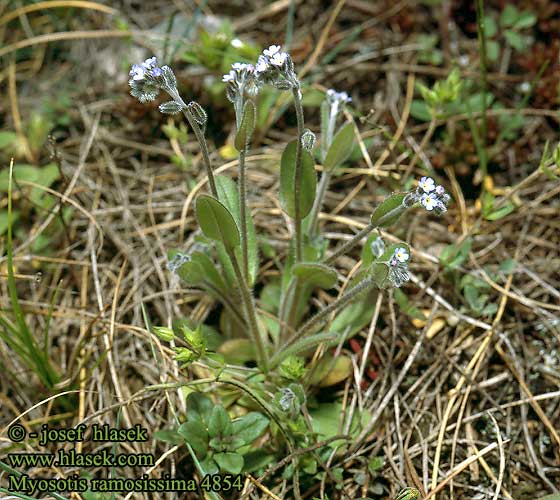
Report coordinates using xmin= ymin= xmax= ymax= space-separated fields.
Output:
xmin=128 ymin=56 xmax=178 ymax=104
xmin=326 ymin=89 xmax=352 ymax=105
xmin=222 ymin=62 xmax=258 ymax=103
xmin=254 ymin=44 xmax=298 ymax=91
xmin=388 ymin=246 xmax=410 ymax=287
xmin=129 ymin=57 xmax=162 ymax=81
xmin=416 ymin=176 xmax=450 ymax=214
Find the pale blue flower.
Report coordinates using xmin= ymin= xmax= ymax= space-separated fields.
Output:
xmin=419 ymin=176 xmax=435 ymax=193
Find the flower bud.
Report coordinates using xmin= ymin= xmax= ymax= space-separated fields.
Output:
xmin=187 ymin=101 xmax=208 ymax=126
xmin=301 ymin=129 xmax=316 ymax=151
xmin=152 ymin=326 xmax=175 ymax=342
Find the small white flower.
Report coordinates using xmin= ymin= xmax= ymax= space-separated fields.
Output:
xmin=435 ymin=185 xmax=445 ymax=195
xmin=255 ymin=56 xmax=268 ymax=73
xmin=141 ymin=56 xmax=157 ymax=69
xmin=129 ymin=64 xmax=145 ymax=81
xmin=418 ymin=176 xmax=435 ymax=193
xmin=222 ymin=70 xmax=236 ymax=82
xmin=231 ymin=38 xmax=243 ymax=48
xmin=421 ymin=193 xmax=436 ymax=211
xmin=270 ymin=51 xmax=287 ymax=67
xmin=519 ymin=81 xmax=531 ymax=93
xmin=264 ymin=44 xmax=281 ymax=57
xmin=394 ymin=247 xmax=409 ymax=263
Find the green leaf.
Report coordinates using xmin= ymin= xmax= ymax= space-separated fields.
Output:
xmin=218 ymin=338 xmax=256 ymax=365
xmin=242 ymin=450 xmax=275 ymax=473
xmin=214 ymin=452 xmax=244 ymax=474
xmin=0 ymin=209 xmax=19 ymax=235
xmin=215 ymin=175 xmax=259 ymax=285
xmin=292 ymin=262 xmax=337 ymax=289
xmin=195 ymin=194 xmax=240 ymax=248
xmin=394 ymin=289 xmax=425 ymax=321
xmin=500 ymin=5 xmax=519 ymax=27
xmin=329 ymin=295 xmax=375 ymax=338
xmin=370 ymin=193 xmax=407 ymax=227
xmin=440 ymin=237 xmax=472 ymax=269
xmin=186 ymin=392 xmax=214 ymax=425
xmin=274 ymin=332 xmax=338 ymax=365
xmin=0 ymin=131 xmax=17 ymax=149
xmin=485 ymin=203 xmax=516 ymax=221
xmin=176 ymin=261 xmax=205 ymax=284
xmin=310 ymin=401 xmax=371 ymax=441
xmin=483 ymin=16 xmax=498 ymax=37
xmin=153 ymin=429 xmax=184 ymax=445
xmin=410 ymin=100 xmax=433 ymax=121
xmin=191 ymin=251 xmax=228 ymax=293
xmin=323 ymin=123 xmax=355 ymax=172
xmin=504 ymin=30 xmax=525 ymax=51
xmin=486 ymin=40 xmax=500 ymax=62
xmin=514 ymin=11 xmax=537 ymax=29
xmin=235 ymin=100 xmax=256 ymax=150
xmin=280 ymin=140 xmax=317 ymax=219
xmin=232 ymin=412 xmax=269 ymax=446
xmin=309 ymin=354 xmax=353 ymax=387
xmin=177 ymin=420 xmax=208 ymax=456
xmin=208 ymin=405 xmax=232 ymax=438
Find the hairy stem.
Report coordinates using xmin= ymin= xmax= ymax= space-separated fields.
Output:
xmin=238 ymin=147 xmax=249 ymax=281
xmin=182 ymin=108 xmax=218 ymax=198
xmin=323 ymin=222 xmax=376 ymax=265
xmin=226 ymin=248 xmax=268 ymax=371
xmin=273 ymin=276 xmax=375 ymax=364
xmin=307 ymin=170 xmax=331 ymax=236
xmin=167 ymin=89 xmax=218 ymax=198
xmin=475 ymin=0 xmax=488 ymax=180
xmin=292 ymin=86 xmax=305 ymax=262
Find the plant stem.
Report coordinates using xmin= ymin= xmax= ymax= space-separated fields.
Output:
xmin=238 ymin=147 xmax=249 ymax=281
xmin=475 ymin=0 xmax=488 ymax=180
xmin=277 ymin=276 xmax=375 ymax=357
xmin=226 ymin=248 xmax=268 ymax=371
xmin=182 ymin=108 xmax=218 ymax=198
xmin=323 ymin=222 xmax=376 ymax=265
xmin=307 ymin=170 xmax=331 ymax=237
xmin=292 ymin=86 xmax=305 ymax=262
xmin=168 ymin=90 xmax=218 ymax=198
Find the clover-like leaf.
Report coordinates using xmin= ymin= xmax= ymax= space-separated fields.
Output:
xmin=232 ymin=412 xmax=269 ymax=446
xmin=280 ymin=140 xmax=317 ymax=219
xmin=195 ymin=195 xmax=240 ymax=249
xmin=177 ymin=420 xmax=208 ymax=457
xmin=370 ymin=193 xmax=407 ymax=228
xmin=214 ymin=452 xmax=244 ymax=474
xmin=292 ymin=262 xmax=337 ymax=289
xmin=208 ymin=405 xmax=232 ymax=438
xmin=186 ymin=392 xmax=213 ymax=425
xmin=235 ymin=100 xmax=256 ymax=151
xmin=323 ymin=122 xmax=355 ymax=172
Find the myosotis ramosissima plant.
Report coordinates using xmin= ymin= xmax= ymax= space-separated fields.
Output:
xmin=129 ymin=49 xmax=450 ymax=372
xmin=129 ymin=48 xmax=450 ymax=479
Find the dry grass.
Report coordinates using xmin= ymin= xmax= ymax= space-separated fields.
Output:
xmin=1 ymin=0 xmax=559 ymax=499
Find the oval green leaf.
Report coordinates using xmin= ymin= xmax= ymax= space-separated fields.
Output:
xmin=235 ymin=100 xmax=256 ymax=151
xmin=324 ymin=122 xmax=355 ymax=172
xmin=292 ymin=262 xmax=337 ymax=289
xmin=215 ymin=175 xmax=259 ymax=285
xmin=370 ymin=193 xmax=406 ymax=228
xmin=280 ymin=140 xmax=317 ymax=219
xmin=214 ymin=452 xmax=244 ymax=474
xmin=195 ymin=194 xmax=240 ymax=249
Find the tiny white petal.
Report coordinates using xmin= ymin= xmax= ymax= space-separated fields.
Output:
xmin=231 ymin=38 xmax=243 ymax=48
